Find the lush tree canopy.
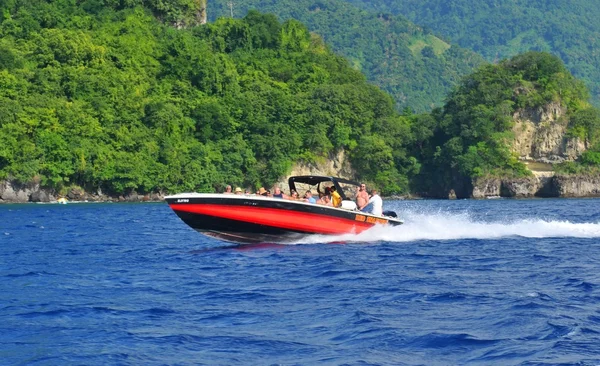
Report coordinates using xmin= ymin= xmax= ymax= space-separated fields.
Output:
xmin=0 ymin=2 xmax=416 ymax=195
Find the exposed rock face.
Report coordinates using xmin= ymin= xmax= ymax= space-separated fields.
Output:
xmin=30 ymin=190 xmax=52 ymax=203
xmin=552 ymin=175 xmax=600 ymax=197
xmin=471 ymin=177 xmax=501 ymax=198
xmin=512 ymin=102 xmax=586 ymax=163
xmin=286 ymin=150 xmax=355 ymax=179
xmin=471 ymin=176 xmax=539 ymax=198
xmin=274 ymin=150 xmax=356 ymax=191
xmin=471 ymin=173 xmax=600 ymax=198
xmin=500 ymin=177 xmax=538 ymax=198
xmin=0 ymin=181 xmax=46 ymax=203
xmin=66 ymin=187 xmax=85 ymax=201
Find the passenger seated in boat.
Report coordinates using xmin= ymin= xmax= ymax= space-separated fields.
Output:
xmin=304 ymin=190 xmax=317 ymax=203
xmin=273 ymin=187 xmax=284 ymax=199
xmin=224 ymin=185 xmax=233 ymax=194
xmin=361 ymin=189 xmax=383 ymax=216
xmin=315 ymin=193 xmax=324 ymax=204
xmin=289 ymin=190 xmax=300 ymax=200
xmin=318 ymin=194 xmax=332 ymax=206
xmin=330 ymin=186 xmax=342 ymax=208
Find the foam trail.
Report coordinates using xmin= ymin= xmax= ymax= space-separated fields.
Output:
xmin=295 ymin=210 xmax=600 ymax=244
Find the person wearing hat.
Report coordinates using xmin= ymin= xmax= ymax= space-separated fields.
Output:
xmin=258 ymin=187 xmax=268 ymax=196
xmin=234 ymin=187 xmax=243 ymax=195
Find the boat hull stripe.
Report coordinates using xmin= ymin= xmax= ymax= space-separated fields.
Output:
xmin=169 ymin=203 xmax=374 ymax=234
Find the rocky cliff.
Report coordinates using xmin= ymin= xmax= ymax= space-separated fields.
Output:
xmin=512 ymin=102 xmax=586 ymax=163
xmin=273 ymin=150 xmax=357 ymax=192
xmin=284 ymin=150 xmax=355 ymax=180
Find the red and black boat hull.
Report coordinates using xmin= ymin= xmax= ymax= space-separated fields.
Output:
xmin=166 ymin=195 xmax=401 ymax=244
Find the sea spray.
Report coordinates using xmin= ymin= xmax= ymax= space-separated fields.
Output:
xmin=295 ymin=208 xmax=600 ymax=244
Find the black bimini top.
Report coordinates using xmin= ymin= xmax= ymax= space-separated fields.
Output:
xmin=288 ymin=175 xmax=360 ymax=200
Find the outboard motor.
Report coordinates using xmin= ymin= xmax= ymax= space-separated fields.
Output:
xmin=383 ymin=210 xmax=397 ymax=218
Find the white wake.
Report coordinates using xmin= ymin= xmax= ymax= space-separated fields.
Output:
xmin=296 ymin=210 xmax=600 ymax=244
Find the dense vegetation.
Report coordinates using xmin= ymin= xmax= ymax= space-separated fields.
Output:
xmin=0 ymin=1 xmax=418 ymax=195
xmin=209 ymin=0 xmax=485 ymax=112
xmin=1 ymin=1 xmax=599 ymax=198
xmin=412 ymin=52 xmax=600 ymax=196
xmin=345 ymin=0 xmax=600 ymax=108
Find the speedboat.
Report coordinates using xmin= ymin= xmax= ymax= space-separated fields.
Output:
xmin=165 ymin=175 xmax=403 ymax=244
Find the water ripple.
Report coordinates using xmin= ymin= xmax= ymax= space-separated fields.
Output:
xmin=2 ymin=200 xmax=600 ymax=364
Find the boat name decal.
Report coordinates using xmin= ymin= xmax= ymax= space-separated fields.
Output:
xmin=355 ymin=214 xmax=388 ymax=225
xmin=177 ymin=199 xmax=189 ymax=203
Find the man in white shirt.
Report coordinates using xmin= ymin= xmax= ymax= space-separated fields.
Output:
xmin=368 ymin=189 xmax=383 ymax=216
xmin=361 ymin=189 xmax=383 ymax=216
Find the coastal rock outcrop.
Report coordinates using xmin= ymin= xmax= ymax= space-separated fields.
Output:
xmin=499 ymin=177 xmax=539 ymax=198
xmin=470 ymin=173 xmax=600 ymax=198
xmin=0 ymin=180 xmax=165 ymax=203
xmin=471 ymin=176 xmax=539 ymax=198
xmin=0 ymin=181 xmax=52 ymax=203
xmin=471 ymin=177 xmax=501 ymax=198
xmin=551 ymin=175 xmax=600 ymax=197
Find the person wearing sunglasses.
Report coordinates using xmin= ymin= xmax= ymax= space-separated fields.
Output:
xmin=356 ymin=183 xmax=369 ymax=211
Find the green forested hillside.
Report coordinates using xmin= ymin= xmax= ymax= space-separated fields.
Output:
xmin=0 ymin=2 xmax=418 ymax=195
xmin=209 ymin=0 xmax=485 ymax=112
xmin=345 ymin=0 xmax=600 ymax=107
xmin=412 ymin=52 xmax=600 ymax=196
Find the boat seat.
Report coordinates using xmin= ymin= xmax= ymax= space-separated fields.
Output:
xmin=341 ymin=200 xmax=357 ymax=210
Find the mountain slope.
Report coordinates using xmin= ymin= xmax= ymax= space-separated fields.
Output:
xmin=210 ymin=0 xmax=485 ymax=112
xmin=345 ymin=0 xmax=600 ymax=107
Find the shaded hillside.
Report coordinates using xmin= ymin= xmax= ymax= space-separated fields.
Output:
xmin=209 ymin=0 xmax=485 ymax=112
xmin=345 ymin=0 xmax=600 ymax=108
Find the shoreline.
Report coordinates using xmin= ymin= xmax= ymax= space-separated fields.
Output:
xmin=3 ymin=193 xmax=600 ymax=205
xmin=3 ymin=175 xmax=600 ymax=204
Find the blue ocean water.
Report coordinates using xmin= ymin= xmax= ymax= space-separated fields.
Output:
xmin=2 ymin=198 xmax=600 ymax=365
